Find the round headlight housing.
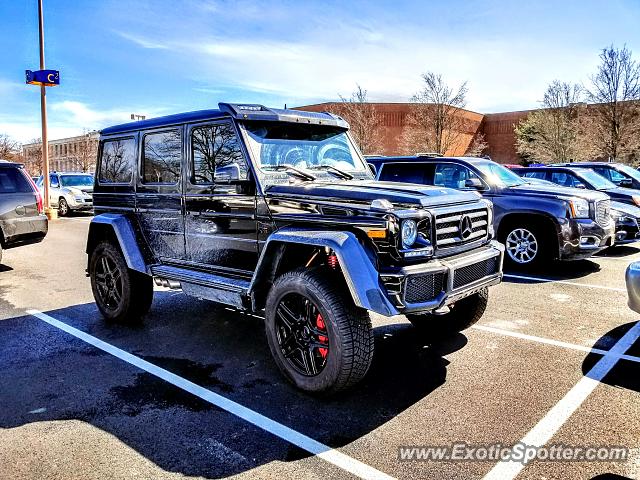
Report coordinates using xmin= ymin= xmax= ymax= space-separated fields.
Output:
xmin=401 ymin=219 xmax=418 ymax=249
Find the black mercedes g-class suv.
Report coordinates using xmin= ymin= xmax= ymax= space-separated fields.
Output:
xmin=369 ymin=155 xmax=615 ymax=269
xmin=88 ymin=104 xmax=504 ymax=393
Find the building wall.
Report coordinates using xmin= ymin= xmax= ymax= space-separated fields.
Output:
xmin=297 ymin=102 xmax=541 ymax=164
xmin=22 ymin=132 xmax=99 ymax=175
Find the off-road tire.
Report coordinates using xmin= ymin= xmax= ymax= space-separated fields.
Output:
xmin=265 ymin=268 xmax=374 ymax=394
xmin=406 ymin=287 xmax=489 ymax=336
xmin=58 ymin=198 xmax=70 ymax=217
xmin=89 ymin=241 xmax=153 ymax=323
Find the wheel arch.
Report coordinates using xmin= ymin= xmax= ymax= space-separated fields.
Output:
xmin=497 ymin=212 xmax=561 ymax=259
xmin=86 ymin=214 xmax=148 ymax=273
xmin=249 ymin=228 xmax=398 ymax=317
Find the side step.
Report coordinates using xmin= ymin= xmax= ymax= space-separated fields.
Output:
xmin=151 ymin=265 xmax=250 ymax=309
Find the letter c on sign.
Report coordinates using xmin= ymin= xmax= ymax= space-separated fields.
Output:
xmin=47 ymin=73 xmax=55 ymax=83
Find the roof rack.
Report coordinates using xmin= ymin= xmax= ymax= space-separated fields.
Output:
xmin=416 ymin=152 xmax=443 ymax=157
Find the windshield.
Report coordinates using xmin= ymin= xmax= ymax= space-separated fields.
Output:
xmin=616 ymin=164 xmax=640 ymax=183
xmin=241 ymin=121 xmax=372 ymax=185
xmin=474 ymin=161 xmax=525 ymax=187
xmin=575 ymin=169 xmax=616 ymax=190
xmin=60 ymin=174 xmax=93 ymax=187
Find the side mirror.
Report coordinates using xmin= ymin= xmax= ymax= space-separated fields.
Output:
xmin=367 ymin=163 xmax=377 ymax=176
xmin=576 ymin=183 xmax=586 ymax=189
xmin=214 ymin=164 xmax=244 ymax=183
xmin=464 ymin=178 xmax=486 ymax=190
xmin=620 ymin=178 xmax=633 ymax=188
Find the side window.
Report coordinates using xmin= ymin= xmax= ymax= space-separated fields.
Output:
xmin=378 ymin=163 xmax=426 ymax=184
xmin=191 ymin=121 xmax=247 ymax=184
xmin=99 ymin=138 xmax=135 ymax=184
xmin=523 ymin=171 xmax=547 ymax=180
xmin=434 ymin=163 xmax=481 ymax=189
xmin=142 ymin=130 xmax=181 ymax=184
xmin=608 ymin=168 xmax=627 ymax=185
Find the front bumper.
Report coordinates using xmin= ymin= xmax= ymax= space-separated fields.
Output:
xmin=558 ymin=218 xmax=615 ymax=260
xmin=614 ymin=217 xmax=640 ymax=244
xmin=67 ymin=195 xmax=94 ymax=211
xmin=626 ymin=261 xmax=640 ymax=314
xmin=380 ymin=240 xmax=504 ymax=314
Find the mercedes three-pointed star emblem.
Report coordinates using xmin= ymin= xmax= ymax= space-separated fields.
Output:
xmin=460 ymin=214 xmax=473 ymax=240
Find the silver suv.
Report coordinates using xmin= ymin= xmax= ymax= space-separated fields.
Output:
xmin=36 ymin=172 xmax=94 ymax=216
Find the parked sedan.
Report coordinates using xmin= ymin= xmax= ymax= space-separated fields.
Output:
xmin=0 ymin=161 xmax=48 ymax=263
xmin=513 ymin=165 xmax=640 ymax=207
xmin=36 ymin=172 xmax=94 ymax=216
xmin=553 ymin=162 xmax=640 ymax=190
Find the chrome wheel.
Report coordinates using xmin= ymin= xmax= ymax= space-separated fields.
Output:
xmin=505 ymin=228 xmax=538 ymax=264
xmin=58 ymin=198 xmax=69 ymax=216
xmin=274 ymin=293 xmax=329 ymax=377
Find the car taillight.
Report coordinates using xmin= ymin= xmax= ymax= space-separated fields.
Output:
xmin=22 ymin=169 xmax=44 ymax=214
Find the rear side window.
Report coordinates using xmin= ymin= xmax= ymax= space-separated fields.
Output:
xmin=0 ymin=168 xmax=33 ymax=194
xmin=142 ymin=130 xmax=181 ymax=184
xmin=378 ymin=163 xmax=427 ymax=184
xmin=99 ymin=138 xmax=135 ymax=184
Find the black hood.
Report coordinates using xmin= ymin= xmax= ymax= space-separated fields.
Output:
xmin=507 ymin=182 xmax=609 ymax=202
xmin=265 ymin=180 xmax=482 ymax=208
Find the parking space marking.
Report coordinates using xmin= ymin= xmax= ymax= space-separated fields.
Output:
xmin=472 ymin=324 xmax=640 ymax=364
xmin=26 ymin=309 xmax=395 ymax=480
xmin=483 ymin=321 xmax=640 ymax=480
xmin=504 ymin=273 xmax=626 ymax=293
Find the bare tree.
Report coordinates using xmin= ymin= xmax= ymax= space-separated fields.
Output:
xmin=465 ymin=133 xmax=488 ymax=157
xmin=586 ymin=45 xmax=640 ymax=162
xmin=335 ymin=85 xmax=383 ymax=155
xmin=24 ymin=138 xmax=43 ymax=175
xmin=70 ymin=131 xmax=98 ymax=173
xmin=400 ymin=72 xmax=469 ymax=155
xmin=515 ymin=81 xmax=594 ymax=163
xmin=0 ymin=133 xmax=21 ymax=160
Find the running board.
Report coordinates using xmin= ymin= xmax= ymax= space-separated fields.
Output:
xmin=151 ymin=265 xmax=250 ymax=309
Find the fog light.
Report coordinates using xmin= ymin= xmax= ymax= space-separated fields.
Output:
xmin=404 ymin=246 xmax=434 ymax=258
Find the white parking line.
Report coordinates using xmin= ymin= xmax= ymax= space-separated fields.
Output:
xmin=472 ymin=324 xmax=640 ymax=364
xmin=483 ymin=321 xmax=640 ymax=480
xmin=504 ymin=273 xmax=626 ymax=293
xmin=26 ymin=309 xmax=394 ymax=480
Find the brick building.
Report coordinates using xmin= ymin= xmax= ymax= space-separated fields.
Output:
xmin=296 ymin=102 xmax=530 ymax=164
xmin=22 ymin=131 xmax=99 ymax=175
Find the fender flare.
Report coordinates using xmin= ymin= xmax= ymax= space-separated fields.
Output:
xmin=249 ymin=227 xmax=398 ymax=316
xmin=86 ymin=213 xmax=147 ymax=273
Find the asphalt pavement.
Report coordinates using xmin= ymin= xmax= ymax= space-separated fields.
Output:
xmin=0 ymin=214 xmax=638 ymax=480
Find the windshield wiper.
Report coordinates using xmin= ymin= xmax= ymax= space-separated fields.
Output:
xmin=262 ymin=164 xmax=316 ymax=181
xmin=307 ymin=164 xmax=353 ymax=180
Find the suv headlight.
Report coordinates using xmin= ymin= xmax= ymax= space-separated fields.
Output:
xmin=401 ymin=219 xmax=418 ymax=248
xmin=568 ymin=198 xmax=590 ymax=219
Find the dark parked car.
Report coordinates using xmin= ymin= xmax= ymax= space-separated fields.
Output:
xmin=88 ymin=103 xmax=504 ymax=394
xmin=512 ymin=165 xmax=640 ymax=207
xmin=369 ymin=156 xmax=615 ymax=268
xmin=0 ymin=161 xmax=48 ymax=263
xmin=553 ymin=162 xmax=640 ymax=190
xmin=610 ymin=201 xmax=640 ymax=244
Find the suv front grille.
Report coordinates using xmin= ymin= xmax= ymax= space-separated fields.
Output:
xmin=434 ymin=207 xmax=489 ymax=248
xmin=453 ymin=257 xmax=499 ymax=289
xmin=596 ymin=200 xmax=611 ymax=227
xmin=404 ymin=272 xmax=446 ymax=303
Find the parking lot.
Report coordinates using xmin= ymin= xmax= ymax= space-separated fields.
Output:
xmin=0 ymin=214 xmax=638 ymax=480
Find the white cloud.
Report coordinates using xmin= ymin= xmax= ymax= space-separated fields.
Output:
xmin=115 ymin=31 xmax=170 ymax=50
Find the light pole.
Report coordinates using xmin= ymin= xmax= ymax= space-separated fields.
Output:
xmin=37 ymin=0 xmax=54 ymax=219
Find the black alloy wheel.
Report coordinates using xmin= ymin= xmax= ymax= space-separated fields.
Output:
xmin=274 ymin=292 xmax=330 ymax=377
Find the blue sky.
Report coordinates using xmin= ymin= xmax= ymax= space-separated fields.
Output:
xmin=1 ymin=0 xmax=639 ymax=142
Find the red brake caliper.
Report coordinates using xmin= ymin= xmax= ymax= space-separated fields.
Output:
xmin=316 ymin=313 xmax=328 ymax=359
